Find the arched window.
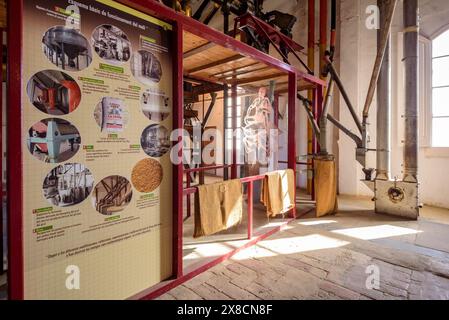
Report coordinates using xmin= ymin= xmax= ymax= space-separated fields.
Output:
xmin=432 ymin=29 xmax=449 ymax=147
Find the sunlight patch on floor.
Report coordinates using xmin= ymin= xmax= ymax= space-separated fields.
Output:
xmin=298 ymin=220 xmax=338 ymax=226
xmin=332 ymin=225 xmax=422 ymax=240
xmin=257 ymin=234 xmax=350 ymax=255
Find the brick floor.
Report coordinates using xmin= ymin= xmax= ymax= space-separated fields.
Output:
xmin=158 ymin=210 xmax=449 ymax=300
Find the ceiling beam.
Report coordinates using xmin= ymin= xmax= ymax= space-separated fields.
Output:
xmin=234 ymin=72 xmax=286 ymax=85
xmin=187 ymin=54 xmax=244 ymax=74
xmin=217 ymin=66 xmax=272 ymax=80
xmin=183 ymin=42 xmax=216 ymax=59
xmin=211 ymin=62 xmax=260 ymax=77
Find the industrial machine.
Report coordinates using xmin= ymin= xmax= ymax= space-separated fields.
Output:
xmin=27 ymin=70 xmax=81 ymax=115
xmin=132 ymin=50 xmax=163 ymax=83
xmin=27 ymin=119 xmax=81 ymax=163
xmin=142 ymin=91 xmax=170 ymax=121
xmin=43 ymin=163 xmax=93 ymax=207
xmin=94 ymin=176 xmax=133 ymax=215
xmin=141 ymin=124 xmax=171 ymax=157
xmin=42 ymin=26 xmax=92 ymax=71
xmin=92 ymin=25 xmax=131 ymax=62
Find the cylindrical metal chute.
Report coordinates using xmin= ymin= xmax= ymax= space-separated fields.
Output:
xmin=376 ymin=0 xmax=392 ymax=181
xmin=403 ymin=0 xmax=419 ymax=183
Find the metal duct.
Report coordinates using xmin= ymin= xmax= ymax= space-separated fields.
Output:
xmin=376 ymin=0 xmax=392 ymax=181
xmin=403 ymin=0 xmax=419 ymax=183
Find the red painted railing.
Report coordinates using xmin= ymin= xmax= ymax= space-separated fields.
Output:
xmin=183 ymin=171 xmax=265 ymax=240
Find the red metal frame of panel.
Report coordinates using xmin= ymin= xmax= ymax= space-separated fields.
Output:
xmin=0 ymin=28 xmax=4 ymax=276
xmin=7 ymin=0 xmax=24 ymax=300
xmin=172 ymin=21 xmax=184 ymax=279
xmin=7 ymin=0 xmax=325 ymax=300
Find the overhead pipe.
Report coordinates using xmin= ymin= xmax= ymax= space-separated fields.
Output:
xmin=376 ymin=0 xmax=392 ymax=181
xmin=403 ymin=0 xmax=419 ymax=183
xmin=327 ymin=114 xmax=363 ymax=147
xmin=362 ymin=0 xmax=398 ymax=122
xmin=329 ymin=0 xmax=337 ymax=60
xmin=319 ymin=0 xmax=328 ymax=78
xmin=298 ymin=93 xmax=321 ymax=140
xmin=307 ymin=0 xmax=315 ymax=193
xmin=325 ymin=56 xmax=363 ymax=135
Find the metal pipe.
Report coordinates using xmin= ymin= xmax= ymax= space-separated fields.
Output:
xmin=319 ymin=78 xmax=334 ymax=155
xmin=288 ymin=72 xmax=297 ymax=219
xmin=307 ymin=0 xmax=315 ymax=194
xmin=326 ymin=58 xmax=363 ymax=135
xmin=327 ymin=114 xmax=362 ymax=147
xmin=330 ymin=0 xmax=337 ymax=59
xmin=298 ymin=93 xmax=320 ymax=139
xmin=319 ymin=0 xmax=328 ymax=77
xmin=403 ymin=0 xmax=419 ymax=183
xmin=222 ymin=0 xmax=230 ymax=34
xmin=362 ymin=0 xmax=398 ymax=121
xmin=376 ymin=0 xmax=391 ymax=181
xmin=193 ymin=0 xmax=211 ymax=20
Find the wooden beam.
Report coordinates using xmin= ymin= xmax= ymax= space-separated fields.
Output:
xmin=187 ymin=54 xmax=244 ymax=74
xmin=217 ymin=66 xmax=272 ymax=80
xmin=234 ymin=72 xmax=286 ymax=85
xmin=184 ymin=73 xmax=223 ymax=85
xmin=275 ymin=83 xmax=316 ymax=94
xmin=183 ymin=41 xmax=216 ymax=58
xmin=211 ymin=62 xmax=260 ymax=77
xmin=192 ymin=83 xmax=225 ymax=95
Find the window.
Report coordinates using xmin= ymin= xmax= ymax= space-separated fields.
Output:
xmin=225 ymin=96 xmax=242 ymax=162
xmin=432 ymin=30 xmax=449 ymax=147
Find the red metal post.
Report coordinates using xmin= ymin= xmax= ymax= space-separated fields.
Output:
xmin=172 ymin=20 xmax=184 ymax=279
xmin=307 ymin=0 xmax=315 ymax=195
xmin=7 ymin=0 xmax=24 ymax=300
xmin=186 ymin=173 xmax=191 ymax=219
xmin=288 ymin=72 xmax=297 ymax=219
xmin=0 ymin=28 xmax=3 ymax=276
xmin=231 ymin=83 xmax=238 ymax=179
xmin=247 ymin=181 xmax=253 ymax=239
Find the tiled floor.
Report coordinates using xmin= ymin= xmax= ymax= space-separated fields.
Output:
xmin=159 ymin=196 xmax=449 ymax=300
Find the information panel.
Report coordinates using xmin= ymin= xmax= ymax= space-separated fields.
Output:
xmin=22 ymin=0 xmax=173 ymax=299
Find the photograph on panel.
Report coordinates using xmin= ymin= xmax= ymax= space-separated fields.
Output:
xmin=131 ymin=50 xmax=163 ymax=85
xmin=27 ymin=70 xmax=81 ymax=115
xmin=93 ymin=97 xmax=129 ymax=133
xmin=140 ymin=124 xmax=170 ymax=157
xmin=141 ymin=89 xmax=170 ymax=122
xmin=131 ymin=158 xmax=163 ymax=193
xmin=27 ymin=118 xmax=81 ymax=163
xmin=92 ymin=24 xmax=131 ymax=64
xmin=42 ymin=26 xmax=92 ymax=71
xmin=42 ymin=163 xmax=94 ymax=207
xmin=92 ymin=176 xmax=133 ymax=215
